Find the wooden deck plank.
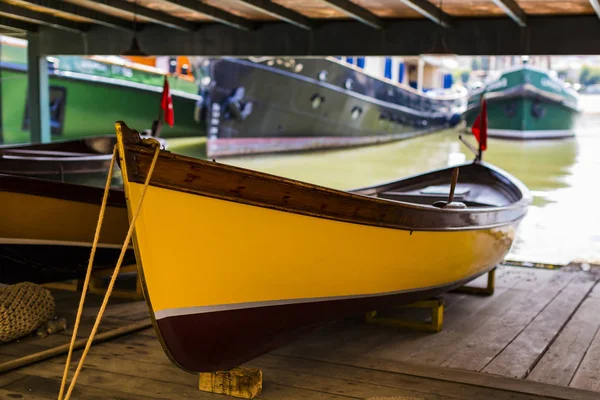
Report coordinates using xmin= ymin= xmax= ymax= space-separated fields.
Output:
xmin=301 ymin=354 xmax=600 ymax=400
xmin=46 ymin=350 xmax=354 ymax=400
xmin=3 ymin=375 xmax=159 ymax=400
xmin=527 ymin=294 xmax=600 ymax=387
xmin=18 ymin=361 xmax=226 ymax=399
xmin=569 ymin=311 xmax=600 ymax=392
xmin=0 ymin=372 xmax=26 ymax=388
xmin=482 ymin=276 xmax=597 ymax=378
xmin=437 ymin=271 xmax=577 ymax=370
xmin=0 ymin=388 xmax=50 ymax=399
xmin=250 ymin=362 xmax=459 ymax=400
xmin=252 ymin=353 xmax=548 ymax=400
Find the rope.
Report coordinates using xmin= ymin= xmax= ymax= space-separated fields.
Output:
xmin=0 ymin=282 xmax=55 ymax=343
xmin=58 ymin=145 xmax=117 ymax=400
xmin=59 ymin=141 xmax=161 ymax=400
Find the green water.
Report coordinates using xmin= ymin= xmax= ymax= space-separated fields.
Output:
xmin=167 ymin=94 xmax=600 ymax=265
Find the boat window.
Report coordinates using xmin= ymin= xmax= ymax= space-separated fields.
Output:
xmin=311 ymin=94 xmax=324 ymax=109
xmin=351 ymin=106 xmax=362 ymax=120
xmin=22 ymin=86 xmax=67 ymax=137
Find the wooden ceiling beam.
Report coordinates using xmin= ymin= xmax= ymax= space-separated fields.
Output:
xmin=0 ymin=3 xmax=88 ymax=33
xmin=161 ymin=0 xmax=254 ymax=31
xmin=490 ymin=0 xmax=527 ymax=27
xmin=397 ymin=0 xmax=452 ymax=28
xmin=17 ymin=0 xmax=133 ymax=31
xmin=320 ymin=0 xmax=383 ymax=29
xmin=93 ymin=0 xmax=194 ymax=31
xmin=234 ymin=0 xmax=313 ymax=30
xmin=0 ymin=15 xmax=37 ymax=32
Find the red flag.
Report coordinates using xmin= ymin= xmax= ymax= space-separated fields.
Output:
xmin=160 ymin=76 xmax=174 ymax=127
xmin=471 ymin=98 xmax=487 ymax=151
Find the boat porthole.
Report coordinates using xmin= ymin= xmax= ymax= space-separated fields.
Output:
xmin=267 ymin=60 xmax=274 ymax=66
xmin=345 ymin=78 xmax=353 ymax=90
xmin=311 ymin=94 xmax=324 ymax=109
xmin=531 ymin=101 xmax=546 ymax=119
xmin=351 ymin=106 xmax=362 ymax=120
xmin=295 ymin=63 xmax=303 ymax=73
xmin=422 ymin=120 xmax=428 ymax=127
xmin=318 ymin=70 xmax=328 ymax=81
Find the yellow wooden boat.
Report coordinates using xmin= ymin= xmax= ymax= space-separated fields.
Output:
xmin=0 ymin=173 xmax=132 ymax=284
xmin=115 ymin=121 xmax=531 ymax=373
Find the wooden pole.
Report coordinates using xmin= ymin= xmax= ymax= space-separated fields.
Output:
xmin=0 ymin=320 xmax=151 ymax=374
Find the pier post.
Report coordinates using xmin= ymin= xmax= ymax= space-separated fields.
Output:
xmin=417 ymin=57 xmax=424 ymax=93
xmin=26 ymin=32 xmax=50 ymax=144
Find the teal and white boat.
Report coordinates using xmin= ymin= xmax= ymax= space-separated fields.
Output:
xmin=464 ymin=65 xmax=580 ymax=139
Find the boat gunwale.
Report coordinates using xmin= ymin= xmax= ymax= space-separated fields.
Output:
xmin=118 ymin=122 xmax=532 ymax=232
xmin=0 ymin=173 xmax=126 ymax=208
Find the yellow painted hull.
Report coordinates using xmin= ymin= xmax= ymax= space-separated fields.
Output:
xmin=129 ymin=182 xmax=515 ymax=315
xmin=115 ymin=121 xmax=530 ymax=373
xmin=0 ymin=175 xmax=132 ymax=284
xmin=0 ymin=191 xmax=127 ymax=246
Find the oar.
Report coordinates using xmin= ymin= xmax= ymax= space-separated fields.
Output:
xmin=433 ymin=167 xmax=464 ymax=208
xmin=447 ymin=167 xmax=460 ymax=204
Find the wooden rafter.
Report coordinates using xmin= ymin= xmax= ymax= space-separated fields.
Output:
xmin=94 ymin=0 xmax=194 ymax=31
xmin=490 ymin=0 xmax=527 ymax=27
xmin=398 ymin=0 xmax=452 ymax=28
xmin=161 ymin=0 xmax=254 ymax=31
xmin=16 ymin=0 xmax=133 ymax=31
xmin=320 ymin=0 xmax=383 ymax=29
xmin=234 ymin=0 xmax=313 ymax=30
xmin=0 ymin=3 xmax=88 ymax=33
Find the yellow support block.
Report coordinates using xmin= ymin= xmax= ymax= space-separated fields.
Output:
xmin=42 ymin=264 xmax=144 ymax=301
xmin=198 ymin=367 xmax=262 ymax=399
xmin=453 ymin=267 xmax=496 ymax=296
xmin=88 ymin=264 xmax=144 ymax=301
xmin=365 ymin=297 xmax=444 ymax=333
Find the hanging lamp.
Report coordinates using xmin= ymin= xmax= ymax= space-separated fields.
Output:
xmin=121 ymin=0 xmax=148 ymax=56
xmin=421 ymin=0 xmax=456 ymax=57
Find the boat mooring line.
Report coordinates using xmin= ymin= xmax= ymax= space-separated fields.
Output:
xmin=153 ymin=269 xmax=492 ymax=320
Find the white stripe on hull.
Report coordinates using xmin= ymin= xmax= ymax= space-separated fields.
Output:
xmin=488 ymin=129 xmax=575 ymax=139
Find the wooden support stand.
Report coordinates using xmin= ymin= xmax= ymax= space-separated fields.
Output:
xmin=198 ymin=367 xmax=262 ymax=399
xmin=365 ymin=297 xmax=444 ymax=333
xmin=453 ymin=267 xmax=496 ymax=296
xmin=42 ymin=264 xmax=144 ymax=301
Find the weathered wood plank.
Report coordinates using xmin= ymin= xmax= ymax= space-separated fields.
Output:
xmin=252 ymin=354 xmax=547 ymax=400
xmin=250 ymin=362 xmax=457 ymax=400
xmin=527 ymin=294 xmax=600 ymax=387
xmin=483 ymin=276 xmax=597 ymax=378
xmin=47 ymin=349 xmax=355 ymax=400
xmin=3 ymin=375 xmax=158 ymax=400
xmin=569 ymin=306 xmax=600 ymax=392
xmin=437 ymin=271 xmax=577 ymax=370
xmin=305 ymin=354 xmax=600 ymax=400
xmin=0 ymin=388 xmax=50 ymax=399
xmin=18 ymin=361 xmax=225 ymax=399
xmin=0 ymin=372 xmax=26 ymax=388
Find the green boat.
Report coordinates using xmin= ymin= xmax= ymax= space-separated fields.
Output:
xmin=0 ymin=35 xmax=203 ymax=145
xmin=464 ymin=65 xmax=580 ymax=139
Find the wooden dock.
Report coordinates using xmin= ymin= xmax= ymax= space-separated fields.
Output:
xmin=1 ymin=265 xmax=599 ymax=399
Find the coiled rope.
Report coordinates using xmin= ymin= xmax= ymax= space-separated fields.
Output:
xmin=58 ymin=140 xmax=161 ymax=400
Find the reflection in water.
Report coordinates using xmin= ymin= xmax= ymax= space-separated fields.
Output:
xmin=166 ymin=95 xmax=600 ymax=265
